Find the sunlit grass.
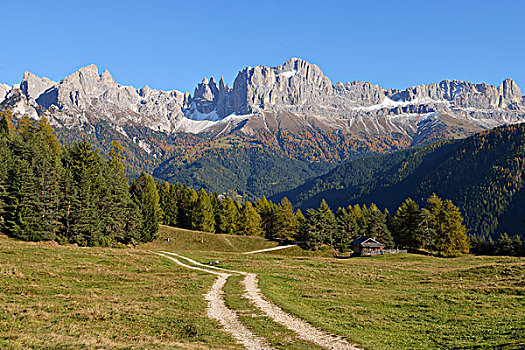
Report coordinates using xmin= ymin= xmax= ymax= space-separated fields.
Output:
xmin=185 ymin=251 xmax=525 ymax=349
xmin=0 ymin=235 xmax=241 ymax=350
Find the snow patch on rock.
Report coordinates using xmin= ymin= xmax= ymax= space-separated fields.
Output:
xmin=355 ymin=97 xmax=450 ymax=111
xmin=279 ymin=69 xmax=298 ymax=78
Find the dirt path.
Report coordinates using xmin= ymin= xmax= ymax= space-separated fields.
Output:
xmin=158 ymin=251 xmax=362 ymax=350
xmin=156 ymin=253 xmax=273 ymax=350
xmin=243 ymin=273 xmax=361 ymax=350
xmin=242 ymin=245 xmax=297 ymax=255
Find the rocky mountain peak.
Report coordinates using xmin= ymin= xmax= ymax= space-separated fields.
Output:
xmin=498 ymin=78 xmax=522 ymax=102
xmin=218 ymin=76 xmax=229 ymax=91
xmin=194 ymin=77 xmax=219 ymax=102
xmin=101 ymin=69 xmax=115 ymax=84
xmin=77 ymin=64 xmax=99 ymax=75
xmin=20 ymin=71 xmax=55 ymax=101
xmin=0 ymin=84 xmax=11 ymax=101
xmin=139 ymin=85 xmax=153 ymax=97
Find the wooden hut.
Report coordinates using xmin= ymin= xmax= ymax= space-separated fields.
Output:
xmin=350 ymin=237 xmax=384 ymax=256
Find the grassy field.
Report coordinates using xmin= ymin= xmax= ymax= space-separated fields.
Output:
xmin=2 ymin=225 xmax=524 ymax=349
xmin=142 ymin=225 xmax=278 ymax=253
xmin=0 ymin=234 xmax=241 ymax=350
xmin=186 ymin=251 xmax=525 ymax=350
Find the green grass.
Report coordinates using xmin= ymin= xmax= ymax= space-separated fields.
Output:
xmin=0 ymin=235 xmax=241 ymax=350
xmin=222 ymin=275 xmax=324 ymax=350
xmin=142 ymin=225 xmax=277 ymax=253
xmin=184 ymin=251 xmax=525 ymax=350
xmin=3 ymin=225 xmax=524 ymax=350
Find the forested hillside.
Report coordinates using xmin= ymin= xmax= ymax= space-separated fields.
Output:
xmin=153 ymin=143 xmax=332 ymax=201
xmin=273 ymin=123 xmax=525 ymax=239
xmin=0 ymin=112 xmax=160 ymax=246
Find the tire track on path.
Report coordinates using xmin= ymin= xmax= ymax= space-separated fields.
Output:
xmin=156 ymin=252 xmax=273 ymax=350
xmin=159 ymin=251 xmax=362 ymax=350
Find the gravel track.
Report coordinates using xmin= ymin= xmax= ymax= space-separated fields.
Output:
xmin=158 ymin=251 xmax=362 ymax=350
xmin=156 ymin=253 xmax=273 ymax=350
xmin=241 ymin=245 xmax=297 ymax=255
xmin=243 ymin=273 xmax=361 ymax=350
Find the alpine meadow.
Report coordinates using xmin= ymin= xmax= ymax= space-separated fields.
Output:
xmin=1 ymin=1 xmax=525 ymax=349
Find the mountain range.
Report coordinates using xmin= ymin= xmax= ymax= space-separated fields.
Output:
xmin=1 ymin=58 xmax=524 ymax=200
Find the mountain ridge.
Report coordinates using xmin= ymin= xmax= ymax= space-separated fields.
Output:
xmin=1 ymin=58 xmax=524 ymax=199
xmin=2 ymin=58 xmax=523 ymax=135
xmin=271 ymin=123 xmax=525 ymax=238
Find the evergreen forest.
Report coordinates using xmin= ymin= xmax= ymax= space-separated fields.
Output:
xmin=273 ymin=123 xmax=525 ymax=240
xmin=0 ymin=112 xmax=523 ymax=256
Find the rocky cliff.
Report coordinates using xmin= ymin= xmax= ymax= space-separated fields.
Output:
xmin=1 ymin=58 xmax=524 ymax=165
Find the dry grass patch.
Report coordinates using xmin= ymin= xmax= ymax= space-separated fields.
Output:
xmin=0 ymin=236 xmax=241 ymax=350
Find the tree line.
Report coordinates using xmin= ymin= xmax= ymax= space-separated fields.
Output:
xmin=155 ymin=180 xmax=472 ymax=255
xmin=0 ymin=113 xmax=160 ymax=246
xmin=2 ymin=112 xmax=521 ymax=257
xmin=470 ymin=233 xmax=524 ymax=257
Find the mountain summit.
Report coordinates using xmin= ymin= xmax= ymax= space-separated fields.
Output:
xmin=1 ymin=58 xmax=523 ymax=138
xmin=1 ymin=59 xmax=524 ymax=198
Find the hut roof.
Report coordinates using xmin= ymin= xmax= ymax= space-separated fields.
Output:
xmin=350 ymin=237 xmax=384 ymax=248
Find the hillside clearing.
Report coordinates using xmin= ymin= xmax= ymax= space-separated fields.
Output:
xmin=2 ymin=226 xmax=524 ymax=350
xmin=159 ymin=251 xmax=360 ymax=350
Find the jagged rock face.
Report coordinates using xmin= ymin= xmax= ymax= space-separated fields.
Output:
xmin=226 ymin=58 xmax=334 ymax=116
xmin=20 ymin=72 xmax=55 ymax=101
xmin=387 ymin=79 xmax=523 ymax=110
xmin=0 ymin=58 xmax=524 ymax=158
xmin=3 ymin=64 xmax=191 ymax=133
xmin=0 ymin=84 xmax=10 ymax=101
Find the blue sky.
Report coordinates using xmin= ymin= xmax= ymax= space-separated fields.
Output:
xmin=2 ymin=0 xmax=523 ymax=93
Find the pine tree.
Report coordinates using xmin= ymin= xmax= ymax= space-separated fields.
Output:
xmin=273 ymin=197 xmax=297 ymax=240
xmin=419 ymin=208 xmax=436 ymax=254
xmin=101 ymin=141 xmax=140 ymax=244
xmin=61 ymin=142 xmax=104 ymax=245
xmin=334 ymin=207 xmax=359 ymax=252
xmin=3 ymin=134 xmax=42 ymax=240
xmin=317 ymin=199 xmax=336 ymax=245
xmin=496 ymin=233 xmax=514 ymax=256
xmin=217 ymin=196 xmax=239 ymax=234
xmin=0 ymin=113 xmax=11 ymax=228
xmin=177 ymin=185 xmax=198 ymax=229
xmin=255 ymin=196 xmax=277 ymax=238
xmin=426 ymin=194 xmax=469 ymax=255
xmin=442 ymin=199 xmax=469 ymax=254
xmin=511 ymin=235 xmax=524 ymax=256
xmin=295 ymin=208 xmax=306 ymax=241
xmin=239 ymin=201 xmax=262 ymax=236
xmin=131 ymin=172 xmax=161 ymax=242
xmin=392 ymin=198 xmax=422 ymax=249
xmin=32 ymin=117 xmax=63 ymax=240
xmin=384 ymin=208 xmax=393 ymax=232
xmin=350 ymin=204 xmax=368 ymax=236
xmin=157 ymin=181 xmax=170 ymax=224
xmin=163 ymin=184 xmax=178 ymax=227
xmin=365 ymin=204 xmax=394 ymax=248
xmin=301 ymin=200 xmax=336 ymax=249
xmin=301 ymin=209 xmax=324 ymax=249
xmin=486 ymin=236 xmax=496 ymax=255
xmin=193 ymin=189 xmax=215 ymax=233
